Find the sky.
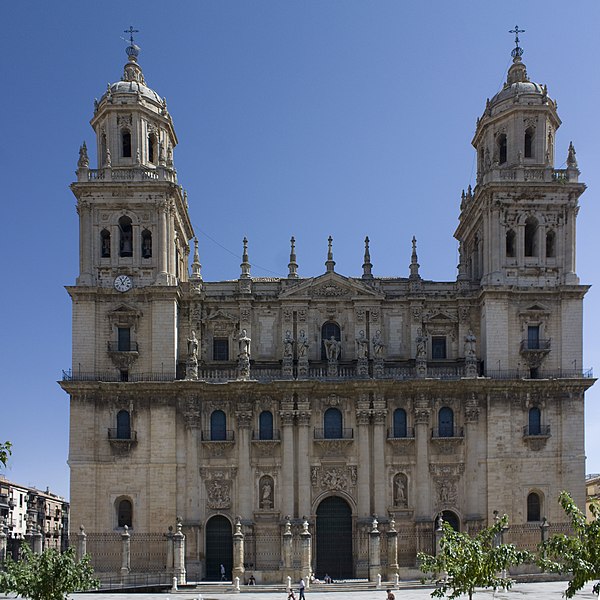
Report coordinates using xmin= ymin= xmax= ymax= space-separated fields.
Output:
xmin=0 ymin=1 xmax=599 ymax=500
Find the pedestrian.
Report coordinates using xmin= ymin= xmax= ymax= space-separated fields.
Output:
xmin=386 ymin=589 xmax=395 ymax=600
xmin=220 ymin=563 xmax=226 ymax=581
xmin=287 ymin=589 xmax=296 ymax=600
xmin=299 ymin=577 xmax=306 ymax=600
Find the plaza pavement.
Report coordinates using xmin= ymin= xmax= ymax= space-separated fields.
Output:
xmin=2 ymin=580 xmax=597 ymax=600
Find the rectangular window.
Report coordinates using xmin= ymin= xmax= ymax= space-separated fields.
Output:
xmin=527 ymin=325 xmax=540 ymax=350
xmin=117 ymin=327 xmax=131 ymax=351
xmin=431 ymin=336 xmax=447 ymax=360
xmin=213 ymin=338 xmax=229 ymax=361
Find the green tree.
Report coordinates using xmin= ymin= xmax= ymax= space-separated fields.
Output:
xmin=0 ymin=441 xmax=11 ymax=467
xmin=539 ymin=490 xmax=600 ymax=598
xmin=418 ymin=515 xmax=533 ymax=600
xmin=0 ymin=544 xmax=98 ymax=600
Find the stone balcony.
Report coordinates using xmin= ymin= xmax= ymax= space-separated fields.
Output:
xmin=76 ymin=165 xmax=177 ymax=184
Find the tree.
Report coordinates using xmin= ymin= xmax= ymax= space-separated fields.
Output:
xmin=0 ymin=544 xmax=98 ymax=600
xmin=539 ymin=490 xmax=600 ymax=598
xmin=0 ymin=441 xmax=11 ymax=467
xmin=418 ymin=515 xmax=533 ymax=600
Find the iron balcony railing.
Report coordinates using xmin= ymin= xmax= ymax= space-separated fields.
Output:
xmin=107 ymin=341 xmax=139 ymax=352
xmin=387 ymin=427 xmax=416 ymax=439
xmin=201 ymin=430 xmax=235 ymax=442
xmin=431 ymin=426 xmax=464 ymax=439
xmin=107 ymin=428 xmax=138 ymax=442
xmin=523 ymin=424 xmax=551 ymax=437
xmin=313 ymin=428 xmax=354 ymax=440
xmin=520 ymin=338 xmax=551 ymax=352
xmin=251 ymin=429 xmax=281 ymax=441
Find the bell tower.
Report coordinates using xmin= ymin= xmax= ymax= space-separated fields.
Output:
xmin=454 ymin=31 xmax=588 ymax=375
xmin=68 ymin=32 xmax=194 ymax=379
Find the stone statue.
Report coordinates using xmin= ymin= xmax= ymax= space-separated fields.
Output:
xmin=297 ymin=330 xmax=309 ymax=358
xmin=238 ymin=329 xmax=251 ymax=357
xmin=372 ymin=330 xmax=385 ymax=358
xmin=105 ymin=148 xmax=112 ymax=168
xmin=394 ymin=474 xmax=407 ymax=507
xmin=464 ymin=329 xmax=476 ymax=359
xmin=283 ymin=330 xmax=294 ymax=358
xmin=356 ymin=330 xmax=368 ymax=359
xmin=324 ymin=336 xmax=341 ymax=361
xmin=260 ymin=479 xmax=273 ymax=509
xmin=78 ymin=143 xmax=89 ymax=169
xmin=187 ymin=330 xmax=199 ymax=359
xmin=415 ymin=328 xmax=427 ymax=359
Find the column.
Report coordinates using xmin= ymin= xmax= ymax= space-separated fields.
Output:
xmin=173 ymin=522 xmax=187 ymax=585
xmin=32 ymin=527 xmax=43 ymax=554
xmin=368 ymin=517 xmax=381 ymax=582
xmin=464 ymin=394 xmax=481 ymax=522
xmin=232 ymin=518 xmax=245 ymax=583
xmin=77 ymin=200 xmax=93 ymax=285
xmin=76 ymin=525 xmax=87 ymax=562
xmin=157 ymin=200 xmax=168 ymax=283
xmin=165 ymin=527 xmax=174 ymax=575
xmin=280 ymin=411 xmax=295 ymax=518
xmin=372 ymin=408 xmax=387 ymax=517
xmin=386 ymin=519 xmax=399 ymax=580
xmin=281 ymin=518 xmax=293 ymax=582
xmin=356 ymin=407 xmax=371 ymax=516
xmin=236 ymin=407 xmax=253 ymax=518
xmin=413 ymin=395 xmax=431 ymax=519
xmin=297 ymin=410 xmax=311 ymax=519
xmin=120 ymin=525 xmax=131 ymax=578
xmin=299 ymin=519 xmax=312 ymax=587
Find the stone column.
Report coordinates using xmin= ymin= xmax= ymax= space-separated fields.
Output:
xmin=413 ymin=395 xmax=431 ymax=519
xmin=386 ymin=518 xmax=399 ymax=580
xmin=232 ymin=517 xmax=245 ymax=584
xmin=281 ymin=518 xmax=293 ymax=582
xmin=297 ymin=410 xmax=311 ymax=519
xmin=157 ymin=200 xmax=169 ymax=283
xmin=120 ymin=525 xmax=131 ymax=578
xmin=236 ymin=405 xmax=253 ymax=518
xmin=76 ymin=525 xmax=87 ymax=562
xmin=368 ymin=517 xmax=381 ymax=582
xmin=77 ymin=200 xmax=93 ymax=285
xmin=372 ymin=408 xmax=387 ymax=516
xmin=280 ymin=410 xmax=295 ymax=518
xmin=299 ymin=518 xmax=312 ymax=588
xmin=464 ymin=394 xmax=481 ymax=522
xmin=173 ymin=522 xmax=187 ymax=585
xmin=165 ymin=526 xmax=174 ymax=575
xmin=356 ymin=406 xmax=371 ymax=516
xmin=32 ymin=526 xmax=43 ymax=554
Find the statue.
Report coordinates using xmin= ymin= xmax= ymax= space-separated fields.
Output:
xmin=238 ymin=329 xmax=251 ymax=357
xmin=464 ymin=329 xmax=476 ymax=359
xmin=105 ymin=148 xmax=112 ymax=168
xmin=78 ymin=142 xmax=89 ymax=169
xmin=260 ymin=479 xmax=273 ymax=509
xmin=415 ymin=328 xmax=427 ymax=359
xmin=324 ymin=336 xmax=341 ymax=361
xmin=394 ymin=474 xmax=407 ymax=507
xmin=372 ymin=330 xmax=385 ymax=358
xmin=283 ymin=330 xmax=294 ymax=358
xmin=187 ymin=331 xmax=199 ymax=359
xmin=356 ymin=330 xmax=368 ymax=359
xmin=297 ymin=330 xmax=309 ymax=358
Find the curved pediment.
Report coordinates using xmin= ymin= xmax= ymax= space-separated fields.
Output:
xmin=279 ymin=272 xmax=383 ymax=300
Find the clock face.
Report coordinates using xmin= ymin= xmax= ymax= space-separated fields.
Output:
xmin=114 ymin=275 xmax=133 ymax=292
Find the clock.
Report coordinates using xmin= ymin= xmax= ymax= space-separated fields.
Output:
xmin=114 ymin=275 xmax=133 ymax=292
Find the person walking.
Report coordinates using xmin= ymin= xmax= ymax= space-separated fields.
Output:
xmin=299 ymin=577 xmax=306 ymax=600
xmin=386 ymin=589 xmax=396 ymax=600
xmin=220 ymin=563 xmax=226 ymax=581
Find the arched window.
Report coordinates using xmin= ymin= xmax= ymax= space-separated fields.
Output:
xmin=148 ymin=134 xmax=156 ymax=163
xmin=524 ymin=127 xmax=534 ymax=158
xmin=141 ymin=229 xmax=152 ymax=259
xmin=101 ymin=229 xmax=111 ymax=258
xmin=259 ymin=411 xmax=273 ymax=440
xmin=527 ymin=492 xmax=541 ymax=522
xmin=321 ymin=322 xmax=341 ymax=361
xmin=505 ymin=229 xmax=516 ymax=258
xmin=497 ymin=133 xmax=507 ymax=164
xmin=438 ymin=407 xmax=454 ymax=437
xmin=122 ymin=130 xmax=132 ymax=158
xmin=116 ymin=410 xmax=131 ymax=440
xmin=524 ymin=217 xmax=538 ymax=257
xmin=119 ymin=216 xmax=133 ymax=257
xmin=324 ymin=407 xmax=342 ymax=439
xmin=546 ymin=230 xmax=556 ymax=258
xmin=210 ymin=410 xmax=226 ymax=441
xmin=393 ymin=408 xmax=407 ymax=438
xmin=117 ymin=498 xmax=133 ymax=528
xmin=528 ymin=407 xmax=541 ymax=435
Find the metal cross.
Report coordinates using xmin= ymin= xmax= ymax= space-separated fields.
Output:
xmin=124 ymin=26 xmax=139 ymax=45
xmin=509 ymin=25 xmax=525 ymax=58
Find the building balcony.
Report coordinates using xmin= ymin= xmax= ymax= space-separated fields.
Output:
xmin=201 ymin=430 xmax=235 ymax=442
xmin=431 ymin=427 xmax=464 ymax=439
xmin=523 ymin=424 xmax=551 ymax=437
xmin=519 ymin=339 xmax=551 ymax=353
xmin=77 ymin=165 xmax=178 ymax=184
xmin=387 ymin=427 xmax=416 ymax=440
xmin=313 ymin=428 xmax=353 ymax=440
xmin=107 ymin=428 xmax=137 ymax=442
xmin=251 ymin=429 xmax=281 ymax=441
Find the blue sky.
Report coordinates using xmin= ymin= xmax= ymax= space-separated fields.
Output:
xmin=1 ymin=1 xmax=599 ymax=499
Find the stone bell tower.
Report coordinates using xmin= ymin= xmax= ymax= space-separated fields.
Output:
xmin=454 ymin=31 xmax=588 ymax=376
xmin=69 ymin=32 xmax=194 ymax=379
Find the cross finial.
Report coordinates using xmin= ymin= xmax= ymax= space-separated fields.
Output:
xmin=124 ymin=26 xmax=139 ymax=46
xmin=325 ymin=236 xmax=336 ymax=273
xmin=509 ymin=25 xmax=525 ymax=59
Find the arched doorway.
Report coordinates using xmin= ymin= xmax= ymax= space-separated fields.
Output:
xmin=440 ymin=510 xmax=460 ymax=532
xmin=205 ymin=516 xmax=233 ymax=581
xmin=316 ymin=496 xmax=353 ymax=579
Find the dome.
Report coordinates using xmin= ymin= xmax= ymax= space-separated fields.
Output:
xmin=490 ymin=80 xmax=544 ymax=105
xmin=103 ymin=80 xmax=163 ymax=105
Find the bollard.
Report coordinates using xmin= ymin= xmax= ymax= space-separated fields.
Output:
xmin=171 ymin=576 xmax=178 ymax=592
xmin=287 ymin=575 xmax=292 ymax=592
xmin=377 ymin=573 xmax=382 ymax=588
xmin=394 ymin=573 xmax=399 ymax=587
xmin=234 ymin=576 xmax=241 ymax=592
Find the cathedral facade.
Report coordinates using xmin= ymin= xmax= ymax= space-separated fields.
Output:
xmin=61 ymin=37 xmax=594 ymax=582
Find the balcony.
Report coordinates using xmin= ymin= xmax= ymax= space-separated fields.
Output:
xmin=77 ymin=165 xmax=178 ymax=184
xmin=201 ymin=430 xmax=235 ymax=458
xmin=519 ymin=339 xmax=551 ymax=353
xmin=107 ymin=428 xmax=138 ymax=442
xmin=523 ymin=424 xmax=551 ymax=437
xmin=251 ymin=429 xmax=281 ymax=441
xmin=387 ymin=427 xmax=416 ymax=440
xmin=431 ymin=427 xmax=464 ymax=439
xmin=201 ymin=430 xmax=235 ymax=442
xmin=523 ymin=424 xmax=551 ymax=451
xmin=107 ymin=341 xmax=139 ymax=352
xmin=314 ymin=428 xmax=353 ymax=440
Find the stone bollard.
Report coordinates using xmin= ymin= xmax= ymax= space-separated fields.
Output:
xmin=232 ymin=517 xmax=245 ymax=584
xmin=120 ymin=525 xmax=131 ymax=578
xmin=171 ymin=577 xmax=178 ymax=592
xmin=377 ymin=573 xmax=382 ymax=588
xmin=300 ymin=517 xmax=312 ymax=589
xmin=282 ymin=518 xmax=293 ymax=582
xmin=173 ymin=521 xmax=186 ymax=585
xmin=234 ymin=576 xmax=240 ymax=592
xmin=394 ymin=573 xmax=400 ymax=587
xmin=368 ymin=516 xmax=381 ymax=582
xmin=287 ymin=575 xmax=292 ymax=592
xmin=386 ymin=518 xmax=399 ymax=581
xmin=77 ymin=525 xmax=87 ymax=562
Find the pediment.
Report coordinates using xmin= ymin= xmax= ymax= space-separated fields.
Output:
xmin=206 ymin=309 xmax=238 ymax=322
xmin=107 ymin=304 xmax=142 ymax=329
xmin=279 ymin=272 xmax=383 ymax=300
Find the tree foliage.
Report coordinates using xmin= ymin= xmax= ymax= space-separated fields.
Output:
xmin=0 ymin=544 xmax=98 ymax=600
xmin=538 ymin=490 xmax=600 ymax=598
xmin=0 ymin=441 xmax=11 ymax=467
xmin=418 ymin=515 xmax=533 ymax=600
